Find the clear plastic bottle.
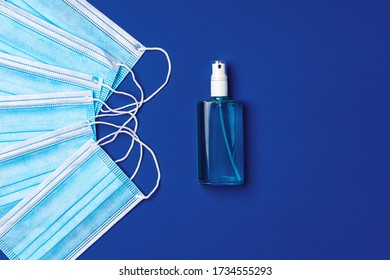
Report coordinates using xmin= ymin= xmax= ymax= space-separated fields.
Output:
xmin=197 ymin=61 xmax=244 ymax=185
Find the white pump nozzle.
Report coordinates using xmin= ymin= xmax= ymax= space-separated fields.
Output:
xmin=211 ymin=60 xmax=228 ymax=97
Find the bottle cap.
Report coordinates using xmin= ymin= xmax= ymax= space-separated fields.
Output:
xmin=211 ymin=60 xmax=228 ymax=97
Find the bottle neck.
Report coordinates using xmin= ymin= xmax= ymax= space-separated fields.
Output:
xmin=212 ymin=96 xmax=229 ymax=101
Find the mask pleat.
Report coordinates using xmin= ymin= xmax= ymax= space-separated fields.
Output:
xmin=0 ymin=139 xmax=144 ymax=260
xmin=6 ymin=0 xmax=144 ymax=90
xmin=0 ymin=0 xmax=121 ymax=109
xmin=47 ymin=183 xmax=141 ymax=260
xmin=0 ymin=170 xmax=53 ymax=200
xmin=0 ymin=201 xmax=18 ymax=218
xmin=0 ymin=123 xmax=95 ymax=223
xmin=0 ymin=39 xmax=42 ymax=62
xmin=0 ymin=1 xmax=117 ymax=74
xmin=0 ymin=182 xmax=40 ymax=217
xmin=26 ymin=175 xmax=120 ymax=260
xmin=0 ymin=91 xmax=95 ymax=148
xmin=17 ymin=173 xmax=119 ymax=260
xmin=0 ymin=152 xmax=105 ymax=256
xmin=43 ymin=148 xmax=142 ymax=260
xmin=0 ymin=52 xmax=105 ymax=113
xmin=6 ymin=0 xmax=45 ymax=19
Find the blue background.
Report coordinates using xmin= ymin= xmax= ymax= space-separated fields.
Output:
xmin=1 ymin=0 xmax=390 ymax=260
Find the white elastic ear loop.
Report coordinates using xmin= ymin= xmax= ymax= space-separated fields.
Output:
xmin=139 ymin=47 xmax=172 ymax=104
xmin=97 ymin=68 xmax=145 ymax=113
xmin=93 ymin=118 xmax=138 ymax=149
xmin=88 ymin=84 xmax=146 ymax=164
xmin=93 ymin=46 xmax=171 ymax=145
xmin=97 ymin=128 xmax=160 ymax=200
xmin=87 ymin=95 xmax=139 ymax=157
xmin=88 ymin=47 xmax=170 ymax=200
xmin=92 ymin=95 xmax=139 ymax=118
xmin=86 ymin=84 xmax=140 ymax=120
xmin=100 ymin=67 xmax=145 ymax=113
xmin=93 ymin=79 xmax=142 ymax=144
xmin=94 ymin=122 xmax=143 ymax=180
xmin=93 ymin=94 xmax=141 ymax=146
xmin=105 ymin=47 xmax=172 ymax=113
xmin=94 ymin=83 xmax=141 ymax=115
xmin=92 ymin=103 xmax=140 ymax=163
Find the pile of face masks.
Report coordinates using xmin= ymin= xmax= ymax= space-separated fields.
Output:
xmin=0 ymin=0 xmax=170 ymax=260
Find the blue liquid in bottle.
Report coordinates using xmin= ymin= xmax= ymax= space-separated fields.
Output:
xmin=197 ymin=61 xmax=244 ymax=185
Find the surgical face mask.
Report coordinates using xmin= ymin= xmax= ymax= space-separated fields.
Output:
xmin=0 ymin=95 xmax=140 ymax=222
xmin=0 ymin=0 xmax=143 ymax=104
xmin=6 ymin=0 xmax=145 ymax=91
xmin=0 ymin=91 xmax=95 ymax=148
xmin=0 ymin=57 xmax=171 ymax=259
xmin=0 ymin=121 xmax=95 ymax=220
xmin=0 ymin=51 xmax=105 ymax=113
xmin=0 ymin=127 xmax=160 ymax=259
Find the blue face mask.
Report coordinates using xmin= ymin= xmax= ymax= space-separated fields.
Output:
xmin=0 ymin=0 xmax=144 ymax=105
xmin=0 ymin=1 xmax=171 ymax=259
xmin=0 ymin=40 xmax=32 ymax=61
xmin=0 ymin=51 xmax=106 ymax=113
xmin=0 ymin=91 xmax=95 ymax=148
xmin=0 ymin=91 xmax=144 ymax=222
xmin=0 ymin=121 xmax=95 ymax=220
xmin=5 ymin=0 xmax=145 ymax=93
xmin=0 ymin=131 xmax=162 ymax=259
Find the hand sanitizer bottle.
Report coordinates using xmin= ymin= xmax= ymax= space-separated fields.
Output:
xmin=197 ymin=60 xmax=244 ymax=185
